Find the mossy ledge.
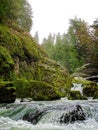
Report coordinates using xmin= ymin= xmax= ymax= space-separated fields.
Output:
xmin=0 ymin=24 xmax=71 ymax=102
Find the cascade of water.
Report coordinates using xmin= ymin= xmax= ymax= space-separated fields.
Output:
xmin=71 ymin=83 xmax=83 ymax=95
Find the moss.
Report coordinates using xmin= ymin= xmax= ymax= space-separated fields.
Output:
xmin=14 ymin=79 xmax=60 ymax=101
xmin=0 ymin=24 xmax=71 ymax=101
xmin=72 ymin=77 xmax=98 ymax=98
xmin=0 ymin=24 xmax=39 ymax=61
xmin=93 ymin=89 xmax=98 ymax=99
xmin=68 ymin=90 xmax=87 ymax=100
xmin=0 ymin=46 xmax=15 ymax=80
xmin=83 ymin=83 xmax=98 ymax=97
xmin=72 ymin=77 xmax=93 ymax=85
xmin=34 ymin=57 xmax=71 ymax=96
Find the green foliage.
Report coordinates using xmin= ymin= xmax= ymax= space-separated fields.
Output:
xmin=42 ymin=18 xmax=98 ymax=76
xmin=42 ymin=33 xmax=55 ymax=59
xmin=34 ymin=31 xmax=39 ymax=43
xmin=0 ymin=45 xmax=14 ymax=80
xmin=0 ymin=0 xmax=32 ymax=31
xmin=72 ymin=77 xmax=93 ymax=85
xmin=0 ymin=24 xmax=39 ymax=61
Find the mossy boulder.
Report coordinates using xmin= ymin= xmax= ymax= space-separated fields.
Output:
xmin=34 ymin=57 xmax=71 ymax=96
xmin=68 ymin=90 xmax=87 ymax=100
xmin=14 ymin=79 xmax=60 ymax=101
xmin=0 ymin=81 xmax=16 ymax=103
xmin=83 ymin=82 xmax=98 ymax=97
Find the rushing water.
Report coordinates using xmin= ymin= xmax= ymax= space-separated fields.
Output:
xmin=71 ymin=83 xmax=83 ymax=95
xmin=0 ymin=99 xmax=98 ymax=130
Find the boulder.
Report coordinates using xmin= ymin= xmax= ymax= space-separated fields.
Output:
xmin=68 ymin=90 xmax=87 ymax=100
xmin=23 ymin=109 xmax=45 ymax=125
xmin=14 ymin=79 xmax=61 ymax=101
xmin=83 ymin=82 xmax=98 ymax=97
xmin=60 ymin=105 xmax=86 ymax=123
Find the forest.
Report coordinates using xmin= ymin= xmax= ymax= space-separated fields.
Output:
xmin=41 ymin=18 xmax=98 ymax=77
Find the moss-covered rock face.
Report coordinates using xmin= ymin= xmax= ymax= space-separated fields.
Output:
xmin=0 ymin=24 xmax=71 ymax=101
xmin=83 ymin=83 xmax=98 ymax=97
xmin=0 ymin=46 xmax=14 ymax=80
xmin=0 ymin=81 xmax=16 ymax=103
xmin=68 ymin=90 xmax=87 ymax=100
xmin=14 ymin=79 xmax=60 ymax=101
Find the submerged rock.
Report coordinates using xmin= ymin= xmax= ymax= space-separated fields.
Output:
xmin=23 ymin=109 xmax=46 ymax=125
xmin=60 ymin=105 xmax=86 ymax=123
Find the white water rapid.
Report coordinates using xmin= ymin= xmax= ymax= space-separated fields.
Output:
xmin=0 ymin=100 xmax=98 ymax=130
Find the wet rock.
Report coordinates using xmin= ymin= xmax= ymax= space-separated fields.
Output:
xmin=83 ymin=82 xmax=98 ymax=97
xmin=60 ymin=105 xmax=86 ymax=123
xmin=68 ymin=90 xmax=87 ymax=100
xmin=23 ymin=109 xmax=46 ymax=125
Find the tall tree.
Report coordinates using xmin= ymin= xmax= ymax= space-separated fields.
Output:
xmin=42 ymin=33 xmax=55 ymax=58
xmin=0 ymin=0 xmax=33 ymax=31
xmin=69 ymin=18 xmax=94 ymax=63
xmin=34 ymin=31 xmax=39 ymax=43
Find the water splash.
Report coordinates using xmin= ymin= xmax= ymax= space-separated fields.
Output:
xmin=71 ymin=83 xmax=83 ymax=95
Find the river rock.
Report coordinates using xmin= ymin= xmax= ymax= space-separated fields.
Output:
xmin=23 ymin=109 xmax=46 ymax=125
xmin=60 ymin=105 xmax=86 ymax=123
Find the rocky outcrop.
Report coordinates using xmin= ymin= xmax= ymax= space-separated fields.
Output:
xmin=60 ymin=105 xmax=86 ymax=123
xmin=0 ymin=24 xmax=71 ymax=101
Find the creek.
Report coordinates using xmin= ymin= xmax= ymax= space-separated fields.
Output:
xmin=0 ymin=99 xmax=98 ymax=130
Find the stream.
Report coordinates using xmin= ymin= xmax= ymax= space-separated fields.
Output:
xmin=0 ymin=99 xmax=98 ymax=130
